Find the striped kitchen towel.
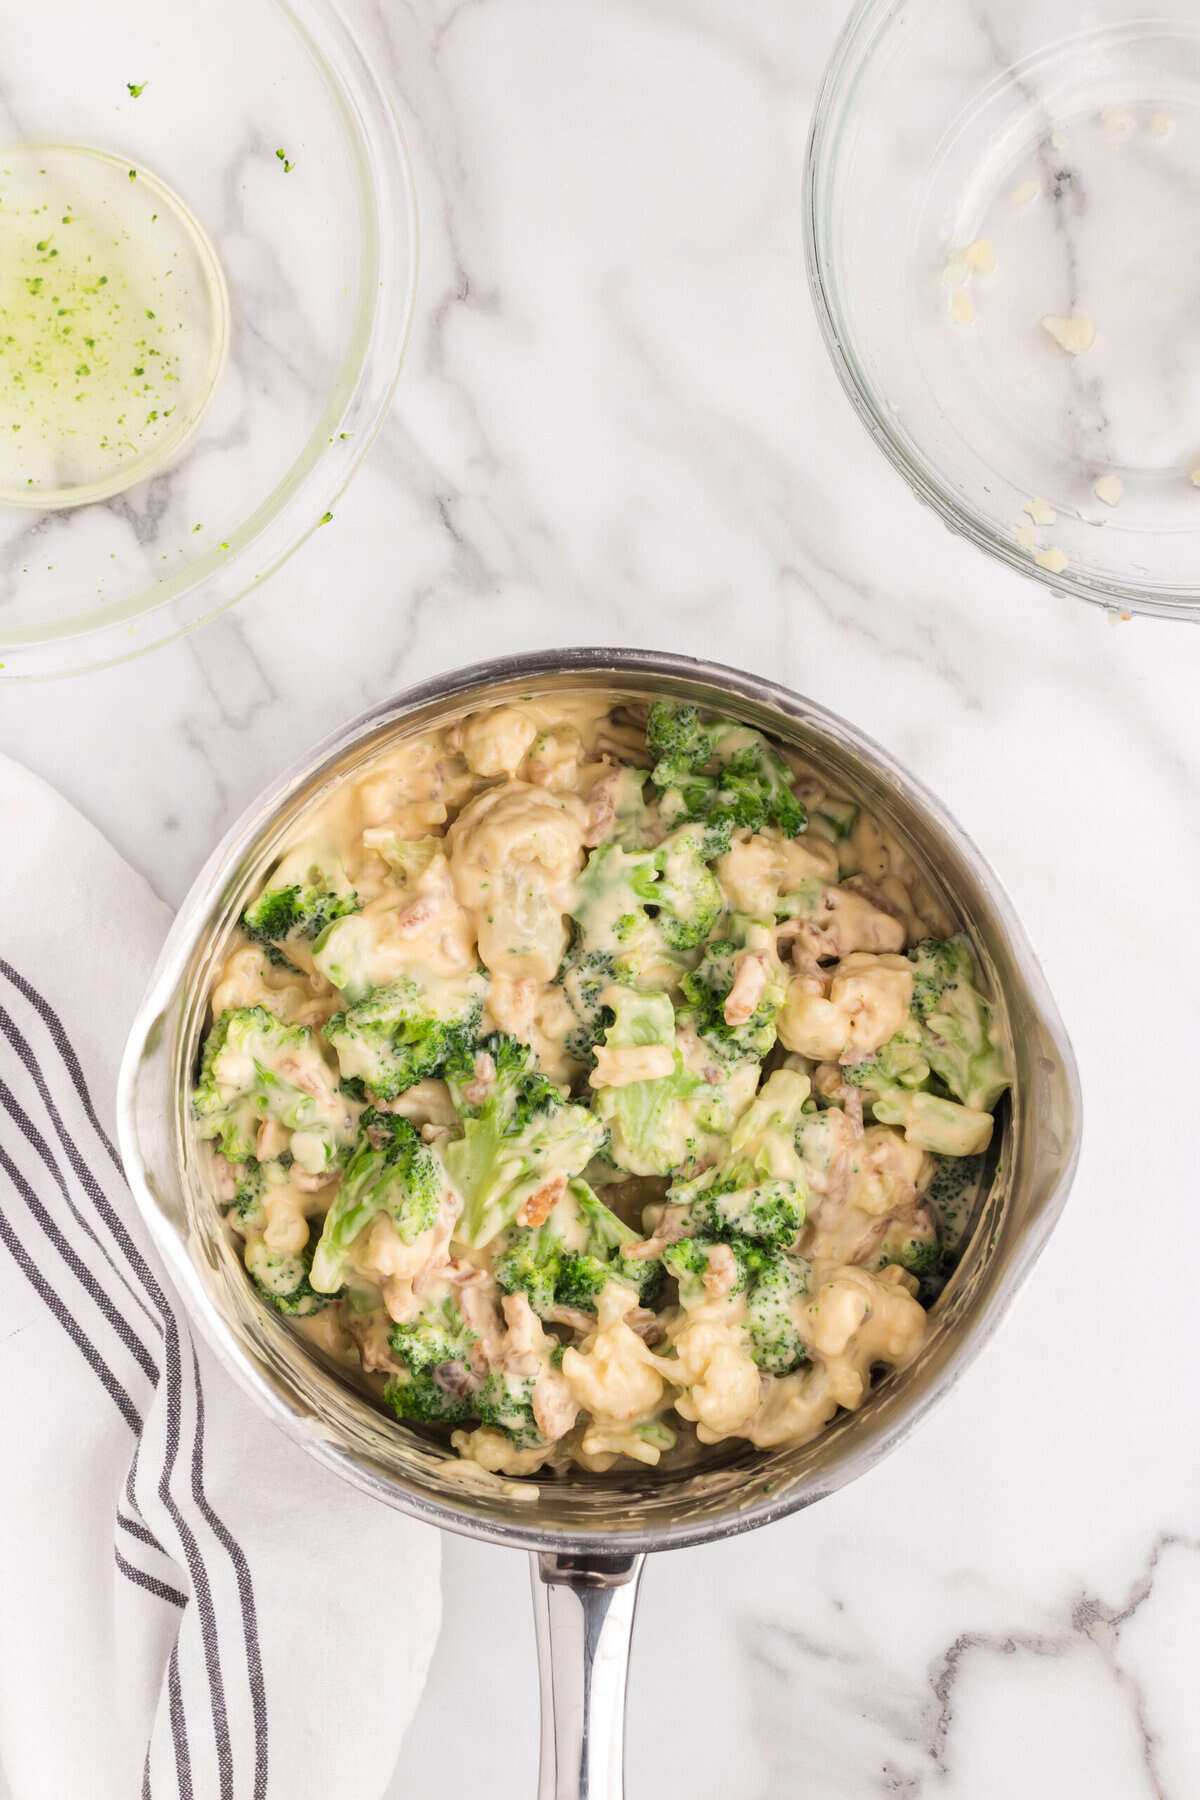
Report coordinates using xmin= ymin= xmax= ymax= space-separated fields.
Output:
xmin=0 ymin=755 xmax=441 ymax=1800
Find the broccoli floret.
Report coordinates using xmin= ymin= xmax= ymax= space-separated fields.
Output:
xmin=673 ymin=1169 xmax=804 ymax=1247
xmin=494 ymin=1178 xmax=662 ymax=1316
xmin=835 ymin=938 xmax=1006 ymax=1157
xmin=669 ymin=1068 xmax=809 ymax=1247
xmin=744 ymin=1249 xmax=810 ymax=1375
xmin=568 ymin=823 xmax=724 ymax=987
xmin=864 ymin=1085 xmax=995 ymax=1157
xmin=650 ymin=824 xmax=728 ymax=948
xmin=244 ymin=1238 xmax=332 ymax=1317
xmin=225 ymin=1159 xmax=266 ymax=1232
xmin=662 ymin=1235 xmax=739 ymax=1304
xmin=897 ymin=1235 xmax=940 ymax=1275
xmin=243 ymin=882 xmax=359 ymax=963
xmin=323 ymin=969 xmax=486 ymax=1101
xmin=361 ymin=832 xmax=442 ymax=884
xmin=590 ymin=987 xmax=712 ymax=1177
xmin=492 ymin=1229 xmax=562 ymax=1317
xmin=678 ymin=915 xmax=785 ymax=1062
xmin=476 ymin=1366 xmax=545 ymax=1449
xmin=924 ymin=1152 xmax=984 ymax=1256
xmin=387 ymin=1291 xmax=479 ymax=1372
xmin=383 ymin=1288 xmax=549 ymax=1448
xmin=664 ymin=1237 xmax=809 ymax=1376
xmin=309 ymin=1110 xmax=447 ymax=1292
xmin=382 ymin=1291 xmax=481 ymax=1426
xmin=193 ymin=1006 xmax=353 ymax=1171
xmin=556 ymin=939 xmax=619 ymax=1061
xmin=840 ymin=1015 xmax=931 ymax=1096
xmin=646 ymin=700 xmax=807 ymax=838
xmin=645 ymin=702 xmax=715 ymax=788
xmin=811 ymin=795 xmax=859 ymax=842
xmin=383 ymin=1369 xmax=477 ymax=1427
xmin=909 ymin=936 xmax=1010 ymax=1113
xmin=605 ymin=765 xmax=654 ymax=850
xmin=444 ymin=1034 xmax=606 ymax=1248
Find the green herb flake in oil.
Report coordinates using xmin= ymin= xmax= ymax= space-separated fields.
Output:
xmin=0 ymin=144 xmax=226 ymax=504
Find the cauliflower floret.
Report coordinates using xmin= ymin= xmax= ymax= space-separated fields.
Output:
xmin=801 ymin=1262 xmax=926 ymax=1407
xmin=589 ymin=1043 xmax=677 ymax=1089
xmin=522 ymin=724 xmax=590 ymax=792
xmin=668 ymin=1312 xmax=762 ymax=1442
xmin=788 ymin=884 xmax=907 ymax=962
xmin=561 ymin=1284 xmax=666 ymax=1425
xmin=211 ymin=945 xmax=337 ymax=1028
xmin=462 ymin=706 xmax=539 ymax=778
xmin=716 ymin=830 xmax=839 ymax=916
xmin=852 ymin=1126 xmax=929 ymax=1217
xmin=484 ymin=974 xmax=582 ymax=1085
xmin=779 ymin=952 xmax=913 ymax=1060
xmin=741 ymin=1367 xmax=841 ymax=1448
xmin=449 ymin=1427 xmax=558 ymax=1477
xmin=447 ymin=781 xmax=586 ymax=983
xmin=262 ymin=1189 xmax=311 ymax=1256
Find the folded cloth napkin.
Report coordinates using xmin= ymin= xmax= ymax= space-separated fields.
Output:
xmin=0 ymin=755 xmax=441 ymax=1800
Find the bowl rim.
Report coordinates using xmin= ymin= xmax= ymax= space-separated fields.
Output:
xmin=117 ymin=647 xmax=1083 ymax=1555
xmin=803 ymin=0 xmax=1199 ymax=624
xmin=0 ymin=0 xmax=420 ymax=681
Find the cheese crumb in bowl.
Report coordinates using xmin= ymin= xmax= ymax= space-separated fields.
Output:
xmin=807 ymin=0 xmax=1200 ymax=616
xmin=1035 ymin=546 xmax=1070 ymax=573
xmin=1094 ymin=475 xmax=1124 ymax=507
xmin=1023 ymin=497 xmax=1057 ymax=526
xmin=1041 ymin=314 xmax=1096 ymax=356
xmin=964 ymin=238 xmax=997 ymax=272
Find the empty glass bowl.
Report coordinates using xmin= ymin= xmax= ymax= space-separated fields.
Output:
xmin=806 ymin=0 xmax=1200 ymax=619
xmin=0 ymin=0 xmax=417 ymax=679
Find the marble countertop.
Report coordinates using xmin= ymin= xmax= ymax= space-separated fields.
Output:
xmin=3 ymin=1 xmax=1197 ymax=1794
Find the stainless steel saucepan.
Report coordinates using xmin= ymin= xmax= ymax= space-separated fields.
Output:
xmin=117 ymin=649 xmax=1081 ymax=1798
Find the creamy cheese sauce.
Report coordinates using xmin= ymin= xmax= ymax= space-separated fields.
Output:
xmin=193 ymin=694 xmax=1008 ymax=1479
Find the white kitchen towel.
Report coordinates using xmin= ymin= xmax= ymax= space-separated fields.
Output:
xmin=0 ymin=754 xmax=441 ymax=1800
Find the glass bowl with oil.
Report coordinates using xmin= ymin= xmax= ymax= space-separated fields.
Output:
xmin=807 ymin=0 xmax=1200 ymax=620
xmin=0 ymin=0 xmax=417 ymax=678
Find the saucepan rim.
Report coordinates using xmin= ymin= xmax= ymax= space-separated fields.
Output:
xmin=116 ymin=647 xmax=1082 ymax=1555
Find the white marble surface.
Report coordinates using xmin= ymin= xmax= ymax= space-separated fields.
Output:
xmin=3 ymin=1 xmax=1199 ymax=1794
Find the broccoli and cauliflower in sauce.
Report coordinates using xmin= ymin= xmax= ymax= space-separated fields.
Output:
xmin=193 ymin=694 xmax=1011 ymax=1477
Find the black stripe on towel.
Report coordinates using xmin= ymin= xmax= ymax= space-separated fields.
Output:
xmin=168 ymin=1642 xmax=196 ymax=1800
xmin=0 ymin=1065 xmax=159 ymax=1380
xmin=115 ymin=1547 xmax=188 ymax=1610
xmin=0 ymin=961 xmax=271 ymax=1799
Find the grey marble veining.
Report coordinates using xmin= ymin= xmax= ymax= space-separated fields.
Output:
xmin=0 ymin=2 xmax=1197 ymax=1795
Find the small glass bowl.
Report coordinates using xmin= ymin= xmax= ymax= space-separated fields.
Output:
xmin=806 ymin=0 xmax=1200 ymax=620
xmin=0 ymin=0 xmax=418 ymax=679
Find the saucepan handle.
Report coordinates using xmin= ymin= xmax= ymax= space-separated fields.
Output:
xmin=530 ymin=1550 xmax=646 ymax=1800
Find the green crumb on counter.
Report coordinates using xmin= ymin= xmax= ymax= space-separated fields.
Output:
xmin=318 ymin=510 xmax=332 ymax=526
xmin=127 ymin=82 xmax=147 ymax=98
xmin=276 ymin=149 xmax=295 ymax=173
